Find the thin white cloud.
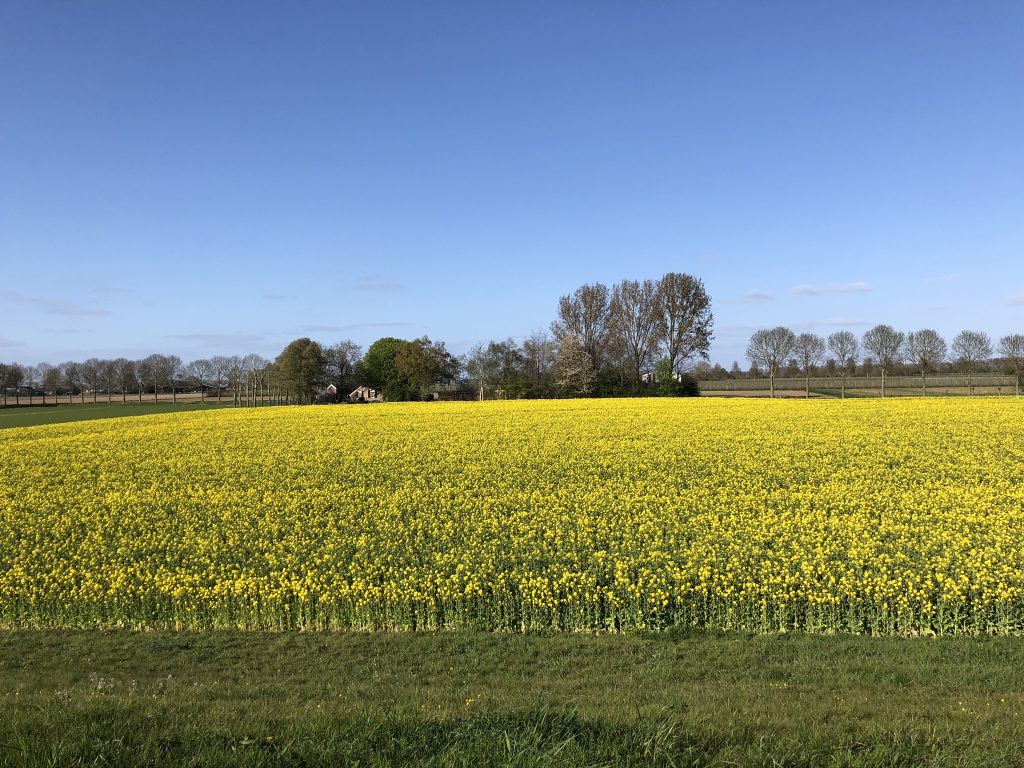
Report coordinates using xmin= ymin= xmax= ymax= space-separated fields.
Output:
xmin=88 ymin=286 xmax=132 ymax=295
xmin=166 ymin=333 xmax=270 ymax=345
xmin=302 ymin=322 xmax=414 ymax=333
xmin=929 ymin=273 xmax=960 ymax=283
xmin=803 ymin=318 xmax=870 ymax=328
xmin=0 ymin=290 xmax=110 ymax=316
xmin=1007 ymin=292 xmax=1024 ymax=306
xmin=740 ymin=289 xmax=774 ymax=302
xmin=791 ymin=281 xmax=871 ymax=296
xmin=350 ymin=279 xmax=403 ymax=293
xmin=718 ymin=324 xmax=758 ymax=336
xmin=0 ymin=336 xmax=25 ymax=348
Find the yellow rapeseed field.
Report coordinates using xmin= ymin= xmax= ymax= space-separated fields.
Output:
xmin=2 ymin=398 xmax=1023 ymax=634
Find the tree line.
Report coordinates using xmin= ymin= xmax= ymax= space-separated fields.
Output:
xmin=0 ymin=272 xmax=714 ymax=405
xmin=744 ymin=325 xmax=1024 ymax=397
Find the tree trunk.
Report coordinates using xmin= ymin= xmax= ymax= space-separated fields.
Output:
xmin=171 ymin=385 xmax=176 ymax=404
xmin=922 ymin=370 xmax=926 ymax=396
xmin=880 ymin=370 xmax=885 ymax=398
xmin=122 ymin=388 xmax=127 ymax=404
xmin=769 ymin=370 xmax=775 ymax=399
xmin=841 ymin=377 xmax=846 ymax=399
xmin=805 ymin=372 xmax=810 ymax=399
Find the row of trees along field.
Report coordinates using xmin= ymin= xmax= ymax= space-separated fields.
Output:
xmin=0 ymin=354 xmax=285 ymax=406
xmin=257 ymin=272 xmax=713 ymax=403
xmin=743 ymin=326 xmax=1024 ymax=398
xmin=0 ymin=272 xmax=713 ymax=405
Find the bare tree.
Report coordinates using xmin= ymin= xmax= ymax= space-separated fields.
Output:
xmin=184 ymin=359 xmax=213 ymax=402
xmin=464 ymin=341 xmax=521 ymax=400
xmin=862 ymin=325 xmax=904 ymax=397
xmin=323 ymin=341 xmax=362 ymax=399
xmin=166 ymin=355 xmax=183 ymax=403
xmin=36 ymin=362 xmax=55 ymax=404
xmin=551 ymin=282 xmax=611 ymax=373
xmin=903 ymin=329 xmax=947 ymax=395
xmin=793 ymin=332 xmax=826 ymax=398
xmin=23 ymin=364 xmax=37 ymax=405
xmin=136 ymin=357 xmax=155 ymax=402
xmin=952 ymin=330 xmax=993 ymax=396
xmin=209 ymin=356 xmax=231 ymax=404
xmin=241 ymin=354 xmax=270 ymax=406
xmin=100 ymin=359 xmax=118 ymax=402
xmin=464 ymin=343 xmax=497 ymax=401
xmin=998 ymin=334 xmax=1024 ymax=396
xmin=81 ymin=358 xmax=103 ymax=404
xmin=141 ymin=355 xmax=167 ymax=402
xmin=226 ymin=356 xmax=244 ymax=406
xmin=826 ymin=331 xmax=859 ymax=399
xmin=554 ymin=332 xmax=595 ymax=396
xmin=655 ymin=272 xmax=713 ymax=374
xmin=746 ymin=327 xmax=796 ymax=398
xmin=58 ymin=361 xmax=82 ymax=404
xmin=609 ymin=278 xmax=661 ymax=385
xmin=522 ymin=329 xmax=556 ymax=394
xmin=1 ymin=363 xmax=24 ymax=405
xmin=113 ymin=358 xmax=134 ymax=403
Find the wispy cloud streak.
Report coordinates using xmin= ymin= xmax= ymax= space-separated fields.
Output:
xmin=791 ymin=281 xmax=871 ymax=296
xmin=0 ymin=290 xmax=110 ymax=316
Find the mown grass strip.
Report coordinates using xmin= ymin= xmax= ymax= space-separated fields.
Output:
xmin=3 ymin=630 xmax=1024 ymax=766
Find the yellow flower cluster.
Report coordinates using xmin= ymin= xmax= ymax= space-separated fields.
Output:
xmin=2 ymin=397 xmax=1023 ymax=634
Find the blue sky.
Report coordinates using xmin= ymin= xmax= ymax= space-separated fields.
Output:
xmin=2 ymin=2 xmax=1022 ymax=367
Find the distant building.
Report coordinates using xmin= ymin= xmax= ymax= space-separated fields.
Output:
xmin=349 ymin=386 xmax=383 ymax=403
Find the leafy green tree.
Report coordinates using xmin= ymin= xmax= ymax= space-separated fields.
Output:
xmin=655 ymin=358 xmax=699 ymax=397
xmin=274 ymin=338 xmax=326 ymax=404
xmin=395 ymin=337 xmax=459 ymax=399
xmin=358 ymin=337 xmax=408 ymax=391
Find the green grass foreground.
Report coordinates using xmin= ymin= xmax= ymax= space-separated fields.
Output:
xmin=0 ymin=401 xmax=234 ymax=429
xmin=3 ymin=631 xmax=1024 ymax=767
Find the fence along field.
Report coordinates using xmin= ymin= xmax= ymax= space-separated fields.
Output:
xmin=2 ymin=398 xmax=1023 ymax=634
